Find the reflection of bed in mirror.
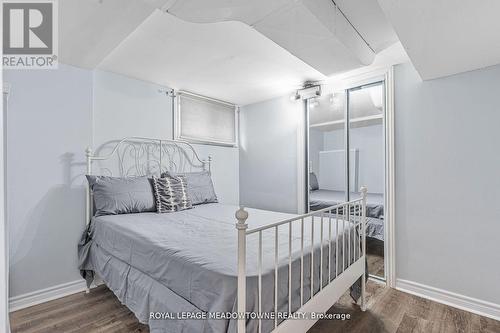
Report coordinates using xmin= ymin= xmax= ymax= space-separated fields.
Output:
xmin=309 ymin=172 xmax=384 ymax=241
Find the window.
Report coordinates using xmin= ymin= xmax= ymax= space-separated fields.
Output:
xmin=176 ymin=91 xmax=238 ymax=146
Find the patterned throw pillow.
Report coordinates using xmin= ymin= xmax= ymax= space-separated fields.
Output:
xmin=161 ymin=171 xmax=218 ymax=205
xmin=152 ymin=175 xmax=192 ymax=213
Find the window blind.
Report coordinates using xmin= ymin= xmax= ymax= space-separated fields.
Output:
xmin=178 ymin=92 xmax=236 ymax=146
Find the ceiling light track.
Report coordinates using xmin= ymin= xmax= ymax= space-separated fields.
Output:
xmin=330 ymin=0 xmax=375 ymax=53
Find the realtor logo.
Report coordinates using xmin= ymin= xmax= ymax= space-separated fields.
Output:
xmin=3 ymin=0 xmax=58 ymax=69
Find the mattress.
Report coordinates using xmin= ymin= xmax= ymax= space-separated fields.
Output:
xmin=79 ymin=203 xmax=361 ymax=333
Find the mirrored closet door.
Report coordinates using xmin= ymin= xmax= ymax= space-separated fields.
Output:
xmin=308 ymin=90 xmax=347 ymax=210
xmin=307 ymin=81 xmax=386 ymax=280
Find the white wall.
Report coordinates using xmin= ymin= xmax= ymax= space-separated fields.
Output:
xmin=93 ymin=70 xmax=239 ymax=205
xmin=394 ymin=62 xmax=500 ymax=305
xmin=239 ymin=96 xmax=303 ymax=213
xmin=4 ymin=65 xmax=93 ymax=298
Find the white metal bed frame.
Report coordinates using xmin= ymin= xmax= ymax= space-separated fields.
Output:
xmin=85 ymin=137 xmax=367 ymax=333
xmin=85 ymin=137 xmax=211 ymax=226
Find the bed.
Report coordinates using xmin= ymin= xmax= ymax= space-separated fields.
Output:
xmin=310 ymin=189 xmax=384 ymax=241
xmin=79 ymin=137 xmax=368 ymax=333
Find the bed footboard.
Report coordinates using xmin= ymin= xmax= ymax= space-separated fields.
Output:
xmin=236 ymin=187 xmax=368 ymax=333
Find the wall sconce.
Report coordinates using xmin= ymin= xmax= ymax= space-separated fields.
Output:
xmin=291 ymin=83 xmax=322 ymax=102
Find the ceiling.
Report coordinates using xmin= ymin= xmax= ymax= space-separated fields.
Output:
xmin=167 ymin=0 xmax=379 ymax=76
xmin=59 ymin=0 xmax=406 ymax=105
xmin=97 ymin=10 xmax=325 ymax=105
xmin=59 ymin=0 xmax=170 ymax=69
xmin=377 ymin=0 xmax=500 ymax=80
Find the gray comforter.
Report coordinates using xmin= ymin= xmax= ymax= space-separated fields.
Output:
xmin=79 ymin=203 xmax=362 ymax=333
xmin=309 ymin=190 xmax=384 ymax=219
xmin=310 ymin=190 xmax=384 ymax=241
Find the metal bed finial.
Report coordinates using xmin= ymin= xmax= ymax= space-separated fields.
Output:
xmin=235 ymin=207 xmax=249 ymax=226
xmin=235 ymin=206 xmax=248 ymax=333
xmin=360 ymin=186 xmax=368 ymax=198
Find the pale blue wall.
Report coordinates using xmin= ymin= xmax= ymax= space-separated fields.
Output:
xmin=93 ymin=70 xmax=174 ymax=144
xmin=4 ymin=64 xmax=93 ymax=297
xmin=4 ymin=66 xmax=240 ymax=299
xmin=239 ymin=96 xmax=303 ymax=213
xmin=240 ymin=61 xmax=500 ymax=307
xmin=394 ymin=62 xmax=500 ymax=304
xmin=240 ymin=97 xmax=384 ymax=212
xmin=93 ymin=70 xmax=239 ymax=205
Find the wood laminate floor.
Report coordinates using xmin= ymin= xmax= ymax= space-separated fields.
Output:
xmin=10 ymin=281 xmax=500 ymax=333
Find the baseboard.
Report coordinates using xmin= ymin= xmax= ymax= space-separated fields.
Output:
xmin=396 ymin=279 xmax=500 ymax=322
xmin=10 ymin=277 xmax=500 ymax=321
xmin=9 ymin=279 xmax=91 ymax=312
xmin=368 ymin=275 xmax=387 ymax=285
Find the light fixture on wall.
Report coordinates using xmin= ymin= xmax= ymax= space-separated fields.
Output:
xmin=158 ymin=88 xmax=176 ymax=97
xmin=291 ymin=83 xmax=322 ymax=102
xmin=299 ymin=83 xmax=322 ymax=99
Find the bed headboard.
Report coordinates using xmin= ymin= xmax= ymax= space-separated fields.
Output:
xmin=85 ymin=137 xmax=211 ymax=223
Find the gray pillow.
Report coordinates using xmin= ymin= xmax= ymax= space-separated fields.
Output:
xmin=86 ymin=175 xmax=156 ymax=216
xmin=152 ymin=175 xmax=192 ymax=213
xmin=161 ymin=171 xmax=218 ymax=205
xmin=310 ymin=172 xmax=319 ymax=191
